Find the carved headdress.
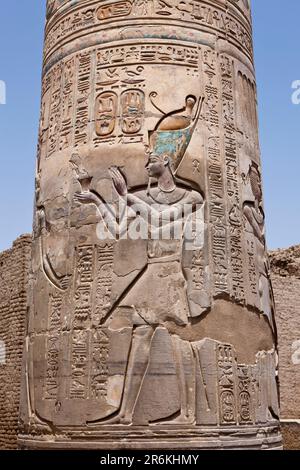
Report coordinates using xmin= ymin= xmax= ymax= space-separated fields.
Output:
xmin=148 ymin=94 xmax=204 ymax=174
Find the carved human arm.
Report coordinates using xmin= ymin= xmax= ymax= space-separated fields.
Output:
xmin=243 ymin=204 xmax=265 ymax=244
xmin=74 ymin=190 xmax=125 ymax=238
xmin=110 ymin=167 xmax=204 ymax=231
xmin=38 ymin=222 xmax=71 ymax=291
xmin=41 ymin=251 xmax=71 ymax=291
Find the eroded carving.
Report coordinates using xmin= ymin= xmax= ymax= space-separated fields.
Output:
xmin=243 ymin=162 xmax=276 ymax=332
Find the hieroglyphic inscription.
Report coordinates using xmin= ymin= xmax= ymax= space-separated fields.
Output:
xmin=217 ymin=344 xmax=237 ymax=425
xmin=93 ymin=42 xmax=196 ymax=145
xmin=42 ymin=52 xmax=91 ymax=155
xmin=44 ymin=1 xmax=252 ymax=61
xmin=121 ymin=89 xmax=145 ymax=134
xmin=69 ymin=244 xmax=114 ymax=400
xmin=44 ymin=293 xmax=63 ymax=400
xmin=94 ymin=52 xmax=146 ymax=145
xmin=90 ymin=330 xmax=110 ymax=399
xmin=70 ymin=330 xmax=88 ymax=399
xmin=204 ymin=50 xmax=229 ymax=295
xmin=42 ymin=42 xmax=200 ymax=152
xmin=246 ymin=237 xmax=258 ymax=297
xmin=93 ymin=243 xmax=114 ymax=326
xmin=94 ymin=88 xmax=145 ymax=143
xmin=237 ymin=365 xmax=254 ymax=425
xmin=74 ymin=52 xmax=92 ymax=147
xmin=48 ymin=64 xmax=62 ymax=156
xmin=44 ymin=6 xmax=96 ymax=59
xmin=191 ymin=249 xmax=205 ymax=291
xmin=74 ymin=245 xmax=94 ymax=328
xmin=221 ymin=55 xmax=245 ymax=303
xmin=97 ymin=1 xmax=132 ymax=20
xmin=96 ymin=43 xmax=200 ymax=70
xmin=38 ymin=73 xmax=52 ymax=166
xmin=95 ymin=91 xmax=118 ymax=137
xmin=41 ymin=70 xmax=52 ymax=98
xmin=94 ymin=70 xmax=145 ymax=146
xmin=59 ymin=57 xmax=76 ymax=150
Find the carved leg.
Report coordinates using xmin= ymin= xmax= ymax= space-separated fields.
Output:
xmin=119 ymin=326 xmax=154 ymax=423
xmin=97 ymin=325 xmax=154 ymax=425
xmin=171 ymin=337 xmax=196 ymax=424
xmin=153 ymin=335 xmax=196 ymax=425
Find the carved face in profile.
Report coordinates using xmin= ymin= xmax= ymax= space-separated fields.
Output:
xmin=145 ymin=153 xmax=171 ymax=179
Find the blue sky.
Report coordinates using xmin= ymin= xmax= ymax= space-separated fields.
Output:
xmin=0 ymin=0 xmax=299 ymax=251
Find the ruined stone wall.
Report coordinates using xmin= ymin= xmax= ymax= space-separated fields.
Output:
xmin=270 ymin=245 xmax=300 ymax=449
xmin=0 ymin=235 xmax=31 ymax=450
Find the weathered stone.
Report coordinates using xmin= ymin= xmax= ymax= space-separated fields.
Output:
xmin=4 ymin=239 xmax=300 ymax=448
xmin=270 ymin=245 xmax=300 ymax=278
xmin=281 ymin=422 xmax=300 ymax=451
xmin=270 ymin=245 xmax=300 ymax=449
xmin=16 ymin=0 xmax=282 ymax=449
xmin=0 ymin=236 xmax=31 ymax=450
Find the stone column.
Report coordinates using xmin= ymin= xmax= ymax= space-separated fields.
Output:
xmin=18 ymin=0 xmax=282 ymax=449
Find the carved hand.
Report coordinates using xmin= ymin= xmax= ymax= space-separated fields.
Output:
xmin=109 ymin=166 xmax=128 ymax=197
xmin=74 ymin=191 xmax=98 ymax=205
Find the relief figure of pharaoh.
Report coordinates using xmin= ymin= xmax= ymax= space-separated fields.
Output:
xmin=74 ymin=95 xmax=205 ymax=425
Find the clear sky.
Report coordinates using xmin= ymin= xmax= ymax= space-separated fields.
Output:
xmin=0 ymin=0 xmax=299 ymax=252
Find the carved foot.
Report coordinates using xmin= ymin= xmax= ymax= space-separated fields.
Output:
xmin=151 ymin=412 xmax=196 ymax=426
xmin=94 ymin=412 xmax=132 ymax=425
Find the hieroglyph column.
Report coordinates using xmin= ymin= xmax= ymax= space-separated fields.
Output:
xmin=19 ymin=0 xmax=282 ymax=449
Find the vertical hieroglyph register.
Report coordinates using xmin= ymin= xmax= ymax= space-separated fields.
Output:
xmin=19 ymin=0 xmax=282 ymax=449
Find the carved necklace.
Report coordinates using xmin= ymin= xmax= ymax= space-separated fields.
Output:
xmin=150 ymin=187 xmax=185 ymax=205
xmin=157 ymin=181 xmax=176 ymax=193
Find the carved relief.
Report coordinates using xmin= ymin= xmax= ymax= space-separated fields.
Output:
xmin=59 ymin=58 xmax=76 ymax=150
xmin=217 ymin=344 xmax=237 ymax=425
xmin=236 ymin=71 xmax=260 ymax=162
xmin=93 ymin=243 xmax=114 ymax=326
xmin=95 ymin=91 xmax=118 ymax=137
xmin=74 ymin=52 xmax=92 ymax=147
xmin=242 ymin=162 xmax=276 ymax=331
xmin=237 ymin=365 xmax=254 ymax=425
xmin=96 ymin=43 xmax=200 ymax=70
xmin=21 ymin=0 xmax=281 ymax=450
xmin=90 ymin=329 xmax=110 ymax=400
xmin=44 ymin=0 xmax=253 ymax=63
xmin=70 ymin=330 xmax=88 ymax=399
xmin=73 ymin=94 xmax=205 ymax=424
xmin=74 ymin=245 xmax=94 ymax=328
xmin=97 ymin=1 xmax=132 ymax=20
xmin=44 ymin=293 xmax=63 ymax=400
xmin=47 ymin=65 xmax=62 ymax=156
xmin=120 ymin=89 xmax=145 ymax=134
xmin=203 ymin=50 xmax=229 ymax=296
xmin=221 ymin=55 xmax=245 ymax=303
